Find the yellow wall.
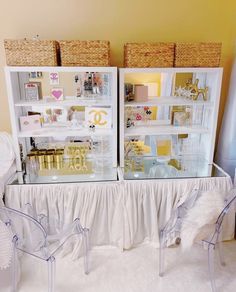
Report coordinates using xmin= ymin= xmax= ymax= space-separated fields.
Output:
xmin=0 ymin=0 xmax=236 ymax=134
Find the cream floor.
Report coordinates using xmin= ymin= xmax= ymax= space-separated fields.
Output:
xmin=2 ymin=241 xmax=236 ymax=292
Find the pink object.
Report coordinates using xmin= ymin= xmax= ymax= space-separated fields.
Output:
xmin=134 ymin=85 xmax=148 ymax=102
xmin=51 ymin=88 xmax=63 ymax=100
xmin=19 ymin=115 xmax=41 ymax=132
xmin=136 ymin=114 xmax=142 ymax=120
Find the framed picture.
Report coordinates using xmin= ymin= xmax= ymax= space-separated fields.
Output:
xmin=85 ymin=107 xmax=112 ymax=128
xmin=19 ymin=115 xmax=41 ymax=132
xmin=172 ymin=107 xmax=192 ymax=126
xmin=24 ymin=82 xmax=42 ymax=101
xmin=29 ymin=72 xmax=43 ymax=79
xmin=51 ymin=88 xmax=64 ymax=101
xmin=49 ymin=72 xmax=59 ymax=85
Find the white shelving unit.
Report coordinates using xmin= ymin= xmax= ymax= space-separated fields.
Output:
xmin=119 ymin=67 xmax=223 ymax=179
xmin=5 ymin=66 xmax=117 ymax=183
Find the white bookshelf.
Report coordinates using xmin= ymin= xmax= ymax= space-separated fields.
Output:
xmin=119 ymin=67 xmax=223 ymax=179
xmin=5 ymin=66 xmax=118 ymax=183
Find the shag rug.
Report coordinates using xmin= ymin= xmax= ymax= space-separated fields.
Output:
xmin=180 ymin=190 xmax=225 ymax=251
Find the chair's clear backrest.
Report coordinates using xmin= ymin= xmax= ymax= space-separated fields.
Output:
xmin=22 ymin=203 xmax=49 ymax=232
xmin=0 ymin=206 xmax=47 ymax=256
xmin=162 ymin=189 xmax=201 ymax=235
xmin=177 ymin=189 xmax=200 ymax=218
xmin=210 ymin=188 xmax=236 ymax=244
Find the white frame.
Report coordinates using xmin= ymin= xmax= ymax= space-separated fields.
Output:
xmin=119 ymin=67 xmax=223 ymax=169
xmin=5 ymin=66 xmax=117 ymax=178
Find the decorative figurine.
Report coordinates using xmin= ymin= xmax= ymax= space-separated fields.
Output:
xmin=89 ymin=124 xmax=96 ymax=131
xmin=175 ymin=79 xmax=208 ymax=101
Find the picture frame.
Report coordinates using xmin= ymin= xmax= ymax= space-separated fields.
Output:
xmin=19 ymin=115 xmax=41 ymax=132
xmin=51 ymin=88 xmax=64 ymax=101
xmin=85 ymin=107 xmax=112 ymax=128
xmin=24 ymin=82 xmax=42 ymax=101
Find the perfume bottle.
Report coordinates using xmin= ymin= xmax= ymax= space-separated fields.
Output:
xmin=83 ymin=72 xmax=93 ymax=97
xmin=74 ymin=74 xmax=82 ymax=97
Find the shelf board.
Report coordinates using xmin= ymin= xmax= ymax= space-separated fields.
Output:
xmin=125 ymin=97 xmax=213 ymax=107
xmin=124 ymin=125 xmax=209 ymax=136
xmin=18 ymin=127 xmax=114 ymax=138
xmin=15 ymin=97 xmax=112 ymax=107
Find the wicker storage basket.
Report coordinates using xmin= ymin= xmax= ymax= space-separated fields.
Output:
xmin=4 ymin=39 xmax=59 ymax=66
xmin=59 ymin=40 xmax=110 ymax=66
xmin=175 ymin=42 xmax=221 ymax=67
xmin=124 ymin=42 xmax=175 ymax=68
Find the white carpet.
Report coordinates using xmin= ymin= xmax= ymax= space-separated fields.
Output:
xmin=1 ymin=241 xmax=236 ymax=292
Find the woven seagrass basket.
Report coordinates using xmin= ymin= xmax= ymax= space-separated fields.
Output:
xmin=4 ymin=39 xmax=59 ymax=66
xmin=174 ymin=42 xmax=222 ymax=67
xmin=124 ymin=42 xmax=175 ymax=68
xmin=59 ymin=40 xmax=110 ymax=66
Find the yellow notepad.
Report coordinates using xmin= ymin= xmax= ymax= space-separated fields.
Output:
xmin=157 ymin=140 xmax=171 ymax=156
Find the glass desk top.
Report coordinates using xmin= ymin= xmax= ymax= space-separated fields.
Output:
xmin=122 ymin=158 xmax=228 ymax=180
xmin=8 ymin=162 xmax=228 ymax=185
xmin=9 ymin=167 xmax=118 ymax=185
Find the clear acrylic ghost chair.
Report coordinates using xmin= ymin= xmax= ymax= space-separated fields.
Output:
xmin=201 ymin=189 xmax=236 ymax=292
xmin=159 ymin=188 xmax=236 ymax=292
xmin=0 ymin=205 xmax=89 ymax=292
xmin=159 ymin=189 xmax=200 ymax=276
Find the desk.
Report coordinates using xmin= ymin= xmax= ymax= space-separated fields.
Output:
xmin=122 ymin=176 xmax=233 ymax=249
xmin=5 ymin=171 xmax=233 ymax=255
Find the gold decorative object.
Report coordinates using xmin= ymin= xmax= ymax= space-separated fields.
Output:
xmin=27 ymin=153 xmax=37 ymax=161
xmin=39 ymin=162 xmax=46 ymax=171
xmin=124 ymin=159 xmax=133 ymax=172
xmin=168 ymin=159 xmax=181 ymax=170
xmin=124 ymin=140 xmax=151 ymax=158
xmin=30 ymin=143 xmax=94 ymax=176
xmin=54 ymin=161 xmax=63 ymax=170
xmin=54 ymin=153 xmax=63 ymax=164
xmin=38 ymin=154 xmax=45 ymax=165
xmin=45 ymin=162 xmax=53 ymax=170
xmin=124 ymin=140 xmax=151 ymax=173
xmin=185 ymin=79 xmax=208 ymax=101
xmin=44 ymin=154 xmax=54 ymax=164
xmin=64 ymin=142 xmax=91 ymax=173
xmin=175 ymin=79 xmax=208 ymax=101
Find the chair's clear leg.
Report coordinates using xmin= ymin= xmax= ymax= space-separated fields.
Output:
xmin=48 ymin=256 xmax=56 ymax=292
xmin=159 ymin=230 xmax=165 ymax=277
xmin=11 ymin=236 xmax=18 ymax=292
xmin=217 ymin=241 xmax=226 ymax=266
xmin=208 ymin=244 xmax=217 ymax=292
xmin=52 ymin=257 xmax=56 ymax=291
xmin=83 ymin=228 xmax=89 ymax=275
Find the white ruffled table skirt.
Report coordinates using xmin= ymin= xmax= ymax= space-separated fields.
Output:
xmin=5 ymin=176 xmax=233 ymax=253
